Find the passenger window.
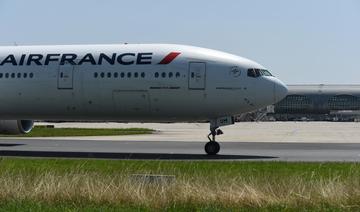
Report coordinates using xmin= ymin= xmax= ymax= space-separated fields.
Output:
xmin=176 ymin=72 xmax=180 ymax=78
xmin=0 ymin=73 xmax=3 ymax=78
xmin=114 ymin=72 xmax=118 ymax=78
xmin=11 ymin=73 xmax=15 ymax=78
xmin=121 ymin=72 xmax=125 ymax=78
xmin=161 ymin=72 xmax=166 ymax=78
xmin=23 ymin=73 xmax=27 ymax=78
xmin=100 ymin=72 xmax=105 ymax=78
xmin=17 ymin=73 xmax=21 ymax=78
xmin=94 ymin=72 xmax=98 ymax=78
xmin=141 ymin=72 xmax=145 ymax=78
xmin=29 ymin=73 xmax=34 ymax=78
xmin=127 ymin=72 xmax=132 ymax=78
xmin=169 ymin=72 xmax=173 ymax=78
xmin=107 ymin=72 xmax=111 ymax=78
xmin=155 ymin=72 xmax=159 ymax=78
xmin=5 ymin=73 xmax=9 ymax=78
xmin=134 ymin=72 xmax=138 ymax=78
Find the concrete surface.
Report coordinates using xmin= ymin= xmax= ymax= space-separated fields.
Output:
xmin=0 ymin=122 xmax=359 ymax=161
xmin=35 ymin=122 xmax=360 ymax=143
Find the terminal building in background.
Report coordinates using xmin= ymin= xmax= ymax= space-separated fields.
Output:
xmin=240 ymin=85 xmax=360 ymax=122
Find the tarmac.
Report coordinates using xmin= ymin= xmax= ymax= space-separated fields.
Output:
xmin=35 ymin=122 xmax=360 ymax=143
xmin=0 ymin=122 xmax=359 ymax=162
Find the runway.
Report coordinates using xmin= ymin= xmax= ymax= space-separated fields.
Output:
xmin=0 ymin=138 xmax=360 ymax=161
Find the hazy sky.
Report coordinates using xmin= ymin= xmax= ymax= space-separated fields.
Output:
xmin=0 ymin=0 xmax=359 ymax=84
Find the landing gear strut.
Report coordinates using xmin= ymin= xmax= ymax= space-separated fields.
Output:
xmin=205 ymin=127 xmax=222 ymax=155
xmin=204 ymin=116 xmax=235 ymax=155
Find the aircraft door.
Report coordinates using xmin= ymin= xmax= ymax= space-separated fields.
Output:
xmin=57 ymin=63 xmax=74 ymax=89
xmin=188 ymin=62 xmax=206 ymax=90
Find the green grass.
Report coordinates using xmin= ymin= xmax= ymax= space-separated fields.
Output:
xmin=0 ymin=158 xmax=359 ymax=210
xmin=0 ymin=126 xmax=154 ymax=137
xmin=0 ymin=200 xmax=353 ymax=211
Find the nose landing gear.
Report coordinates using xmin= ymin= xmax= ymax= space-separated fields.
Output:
xmin=205 ymin=127 xmax=222 ymax=155
xmin=204 ymin=116 xmax=235 ymax=155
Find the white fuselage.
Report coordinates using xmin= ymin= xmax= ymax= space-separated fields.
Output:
xmin=0 ymin=44 xmax=287 ymax=122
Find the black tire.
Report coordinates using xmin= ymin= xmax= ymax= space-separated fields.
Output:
xmin=205 ymin=141 xmax=220 ymax=155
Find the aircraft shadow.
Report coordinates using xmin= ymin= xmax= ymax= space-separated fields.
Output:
xmin=0 ymin=143 xmax=25 ymax=147
xmin=0 ymin=150 xmax=277 ymax=160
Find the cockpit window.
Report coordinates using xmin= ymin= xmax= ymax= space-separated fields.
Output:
xmin=247 ymin=68 xmax=273 ymax=78
xmin=260 ymin=69 xmax=273 ymax=76
xmin=254 ymin=69 xmax=260 ymax=77
xmin=247 ymin=69 xmax=256 ymax=77
xmin=247 ymin=68 xmax=260 ymax=77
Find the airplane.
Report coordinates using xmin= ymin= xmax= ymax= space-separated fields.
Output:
xmin=0 ymin=44 xmax=288 ymax=155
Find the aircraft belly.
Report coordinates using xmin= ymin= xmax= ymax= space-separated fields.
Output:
xmin=0 ymin=85 xmax=246 ymax=121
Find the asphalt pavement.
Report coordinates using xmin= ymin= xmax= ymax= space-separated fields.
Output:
xmin=0 ymin=138 xmax=359 ymax=162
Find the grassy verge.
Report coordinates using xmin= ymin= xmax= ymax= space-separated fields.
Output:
xmin=0 ymin=126 xmax=154 ymax=137
xmin=0 ymin=158 xmax=359 ymax=210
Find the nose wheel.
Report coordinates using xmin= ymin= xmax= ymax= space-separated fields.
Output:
xmin=205 ymin=128 xmax=223 ymax=155
xmin=205 ymin=141 xmax=220 ymax=155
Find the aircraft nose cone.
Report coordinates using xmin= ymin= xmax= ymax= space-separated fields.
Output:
xmin=274 ymin=80 xmax=288 ymax=103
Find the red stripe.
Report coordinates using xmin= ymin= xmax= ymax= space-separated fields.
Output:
xmin=158 ymin=52 xmax=181 ymax=64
